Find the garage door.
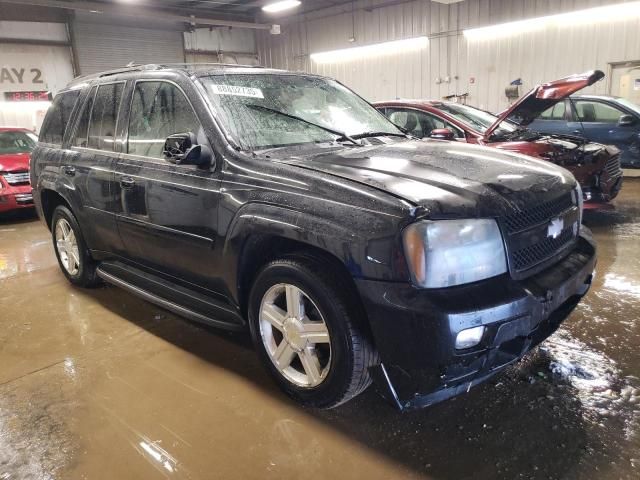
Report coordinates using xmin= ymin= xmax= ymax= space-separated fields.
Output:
xmin=73 ymin=21 xmax=184 ymax=75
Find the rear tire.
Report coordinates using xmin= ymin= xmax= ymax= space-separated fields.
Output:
xmin=51 ymin=205 xmax=100 ymax=288
xmin=248 ymin=256 xmax=376 ymax=408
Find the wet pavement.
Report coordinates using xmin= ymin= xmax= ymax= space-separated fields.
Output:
xmin=1 ymin=182 xmax=639 ymax=480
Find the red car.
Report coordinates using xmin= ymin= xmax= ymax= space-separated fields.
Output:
xmin=0 ymin=128 xmax=37 ymax=214
xmin=375 ymin=70 xmax=623 ymax=207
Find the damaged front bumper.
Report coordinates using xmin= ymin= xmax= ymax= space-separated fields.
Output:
xmin=356 ymin=228 xmax=597 ymax=411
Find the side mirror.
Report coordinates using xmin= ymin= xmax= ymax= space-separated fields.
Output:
xmin=430 ymin=128 xmax=455 ymax=140
xmin=163 ymin=132 xmax=212 ymax=167
xmin=618 ymin=114 xmax=637 ymax=127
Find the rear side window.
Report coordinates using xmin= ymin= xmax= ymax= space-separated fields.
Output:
xmin=127 ymin=81 xmax=202 ymax=159
xmin=40 ymin=90 xmax=80 ymax=144
xmin=73 ymin=87 xmax=97 ymax=148
xmin=88 ymin=83 xmax=124 ymax=151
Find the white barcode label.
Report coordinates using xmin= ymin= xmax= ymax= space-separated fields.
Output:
xmin=210 ymin=84 xmax=264 ymax=99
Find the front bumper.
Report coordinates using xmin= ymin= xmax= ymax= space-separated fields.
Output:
xmin=357 ymin=229 xmax=596 ymax=410
xmin=0 ymin=184 xmax=34 ymax=213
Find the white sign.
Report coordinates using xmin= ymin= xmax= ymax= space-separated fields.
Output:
xmin=210 ymin=84 xmax=264 ymax=98
xmin=1 ymin=54 xmax=46 ymax=91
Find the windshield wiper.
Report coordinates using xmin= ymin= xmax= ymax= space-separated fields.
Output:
xmin=351 ymin=131 xmax=409 ymax=140
xmin=245 ymin=104 xmax=361 ymax=146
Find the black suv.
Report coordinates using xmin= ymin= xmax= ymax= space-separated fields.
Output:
xmin=32 ymin=64 xmax=596 ymax=410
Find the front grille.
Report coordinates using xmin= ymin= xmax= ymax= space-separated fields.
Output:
xmin=605 ymin=154 xmax=622 ymax=178
xmin=2 ymin=171 xmax=30 ymax=185
xmin=503 ymin=192 xmax=574 ymax=234
xmin=511 ymin=228 xmax=574 ymax=271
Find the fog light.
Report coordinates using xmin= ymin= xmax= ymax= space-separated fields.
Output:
xmin=455 ymin=326 xmax=485 ymax=349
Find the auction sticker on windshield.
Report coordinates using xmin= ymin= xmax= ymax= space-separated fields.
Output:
xmin=210 ymin=84 xmax=264 ymax=98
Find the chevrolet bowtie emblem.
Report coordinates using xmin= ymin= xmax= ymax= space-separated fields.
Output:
xmin=547 ymin=217 xmax=564 ymax=239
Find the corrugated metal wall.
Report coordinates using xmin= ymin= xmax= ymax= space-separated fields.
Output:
xmin=257 ymin=0 xmax=640 ymax=111
xmin=72 ymin=14 xmax=185 ymax=75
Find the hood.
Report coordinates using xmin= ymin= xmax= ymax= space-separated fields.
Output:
xmin=0 ymin=152 xmax=30 ymax=172
xmin=280 ymin=140 xmax=575 ymax=218
xmin=484 ymin=70 xmax=605 ymax=139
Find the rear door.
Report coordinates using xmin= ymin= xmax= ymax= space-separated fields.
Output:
xmin=115 ymin=78 xmax=222 ymax=290
xmin=66 ymin=81 xmax=126 ymax=255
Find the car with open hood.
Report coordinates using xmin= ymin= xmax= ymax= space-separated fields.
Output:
xmin=528 ymin=94 xmax=640 ymax=168
xmin=375 ymin=71 xmax=623 ymax=207
xmin=0 ymin=127 xmax=37 ymax=213
xmin=31 ymin=64 xmax=595 ymax=410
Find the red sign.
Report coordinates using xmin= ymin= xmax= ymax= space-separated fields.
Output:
xmin=4 ymin=91 xmax=51 ymax=102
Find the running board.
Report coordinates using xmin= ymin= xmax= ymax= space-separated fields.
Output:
xmin=96 ymin=267 xmax=245 ymax=332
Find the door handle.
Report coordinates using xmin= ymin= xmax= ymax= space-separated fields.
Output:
xmin=572 ymin=129 xmax=583 ymax=135
xmin=120 ymin=176 xmax=135 ymax=189
xmin=62 ymin=165 xmax=76 ymax=176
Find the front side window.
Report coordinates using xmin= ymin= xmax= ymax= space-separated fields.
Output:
xmin=201 ymin=74 xmax=400 ymax=150
xmin=128 ymin=81 xmax=202 ymax=159
xmin=88 ymin=83 xmax=124 ymax=151
xmin=386 ymin=108 xmax=463 ymax=138
xmin=574 ymin=100 xmax=625 ymax=123
xmin=0 ymin=131 xmax=37 ymax=154
xmin=40 ymin=90 xmax=80 ymax=144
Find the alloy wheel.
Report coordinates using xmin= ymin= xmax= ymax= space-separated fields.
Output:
xmin=55 ymin=218 xmax=80 ymax=276
xmin=259 ymin=283 xmax=332 ymax=388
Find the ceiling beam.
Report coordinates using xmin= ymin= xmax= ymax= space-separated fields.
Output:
xmin=0 ymin=0 xmax=273 ymax=30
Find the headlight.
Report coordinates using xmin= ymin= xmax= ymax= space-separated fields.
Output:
xmin=403 ymin=219 xmax=507 ymax=288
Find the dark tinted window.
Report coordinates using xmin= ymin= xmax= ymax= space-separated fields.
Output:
xmin=72 ymin=87 xmax=97 ymax=148
xmin=88 ymin=83 xmax=124 ymax=151
xmin=127 ymin=81 xmax=201 ymax=159
xmin=40 ymin=90 xmax=80 ymax=144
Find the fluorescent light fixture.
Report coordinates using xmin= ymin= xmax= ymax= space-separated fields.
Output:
xmin=262 ymin=0 xmax=301 ymax=13
xmin=311 ymin=36 xmax=428 ymax=63
xmin=464 ymin=1 xmax=640 ymax=40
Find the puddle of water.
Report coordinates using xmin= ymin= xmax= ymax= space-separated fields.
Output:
xmin=541 ymin=329 xmax=640 ymax=440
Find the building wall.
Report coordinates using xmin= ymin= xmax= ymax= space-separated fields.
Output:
xmin=0 ymin=21 xmax=74 ymax=132
xmin=257 ymin=0 xmax=640 ymax=111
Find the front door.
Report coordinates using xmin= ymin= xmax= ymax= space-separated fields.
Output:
xmin=115 ymin=79 xmax=222 ymax=290
xmin=570 ymin=98 xmax=640 ymax=166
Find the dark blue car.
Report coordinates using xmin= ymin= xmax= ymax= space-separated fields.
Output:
xmin=529 ymin=95 xmax=640 ymax=168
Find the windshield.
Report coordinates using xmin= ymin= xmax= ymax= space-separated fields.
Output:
xmin=201 ymin=74 xmax=401 ymax=150
xmin=434 ymin=103 xmax=518 ymax=138
xmin=616 ymin=97 xmax=640 ymax=117
xmin=0 ymin=131 xmax=37 ymax=154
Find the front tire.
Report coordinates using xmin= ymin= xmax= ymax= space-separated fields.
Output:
xmin=248 ymin=257 xmax=376 ymax=408
xmin=51 ymin=205 xmax=100 ymax=287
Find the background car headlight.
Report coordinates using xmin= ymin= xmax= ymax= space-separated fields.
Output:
xmin=403 ymin=219 xmax=507 ymax=288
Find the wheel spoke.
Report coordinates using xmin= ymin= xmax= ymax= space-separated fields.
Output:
xmin=56 ymin=239 xmax=67 ymax=255
xmin=285 ymin=285 xmax=304 ymax=319
xmin=262 ymin=303 xmax=286 ymax=332
xmin=61 ymin=220 xmax=71 ymax=239
xmin=301 ymin=322 xmax=330 ymax=344
xmin=69 ymin=249 xmax=80 ymax=269
xmin=299 ymin=348 xmax=322 ymax=385
xmin=273 ymin=340 xmax=296 ymax=370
